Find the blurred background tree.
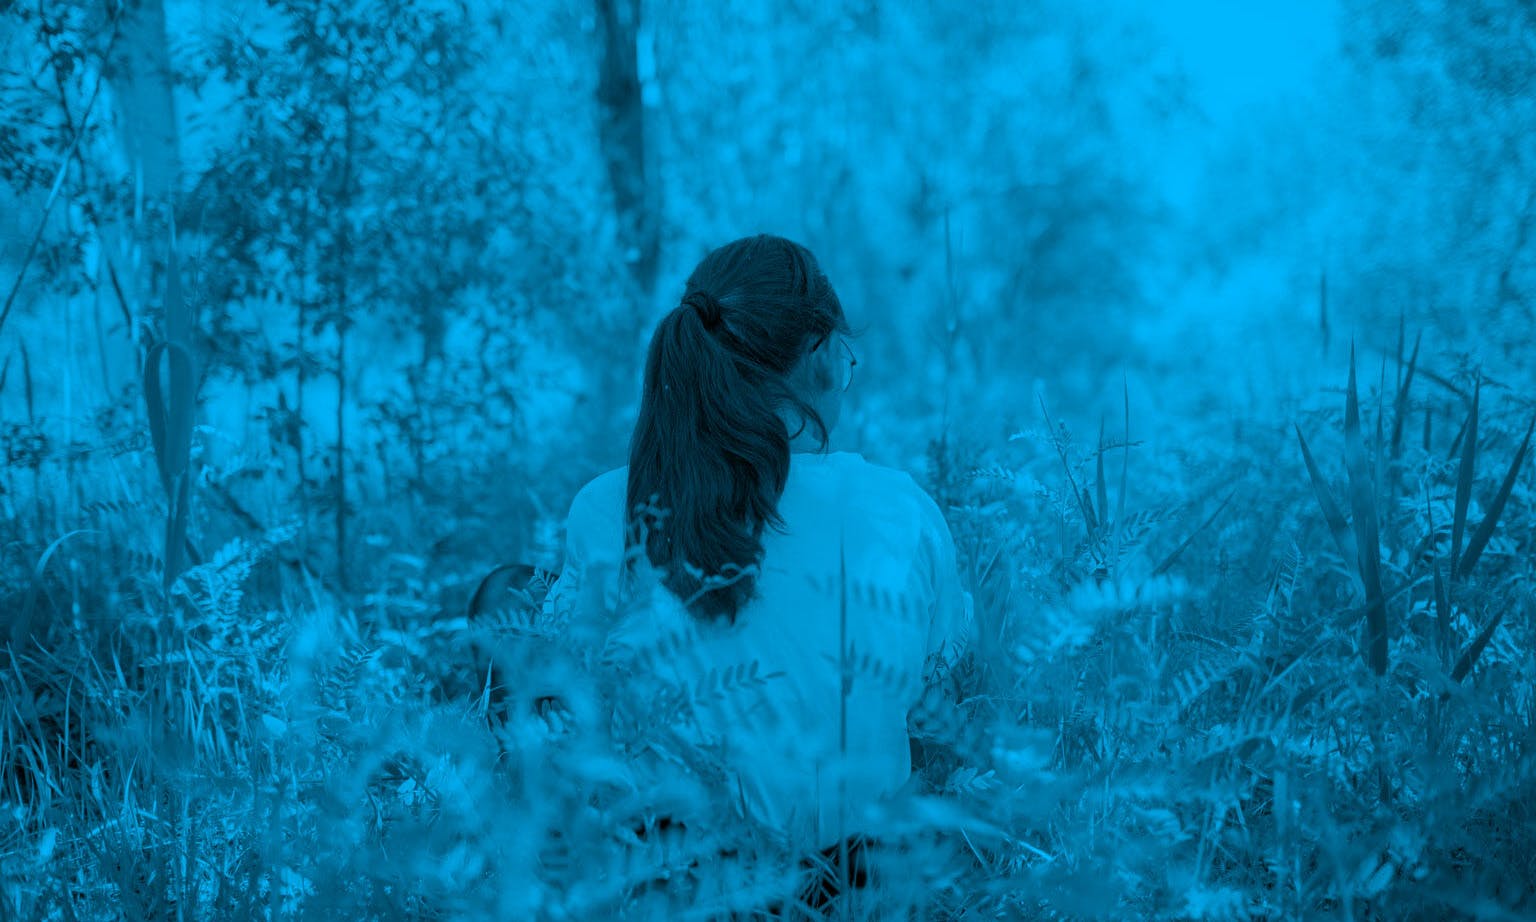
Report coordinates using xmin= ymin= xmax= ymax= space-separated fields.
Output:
xmin=1339 ymin=0 xmax=1536 ymax=358
xmin=2 ymin=0 xmax=1529 ymax=617
xmin=1172 ymin=0 xmax=1536 ymax=399
xmin=2 ymin=0 xmax=1192 ymax=596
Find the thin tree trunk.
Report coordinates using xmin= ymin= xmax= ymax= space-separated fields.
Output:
xmin=595 ymin=0 xmax=659 ymax=296
xmin=115 ymin=0 xmax=181 ymax=200
xmin=109 ymin=0 xmax=184 ymax=367
xmin=334 ymin=34 xmax=355 ymax=593
xmin=113 ymin=0 xmax=197 ymax=590
xmin=296 ymin=141 xmax=313 ymax=551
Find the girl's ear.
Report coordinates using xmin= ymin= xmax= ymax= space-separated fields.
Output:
xmin=795 ymin=335 xmax=839 ymax=395
xmin=805 ymin=338 xmax=835 ymax=391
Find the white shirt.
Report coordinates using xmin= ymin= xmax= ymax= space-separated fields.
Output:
xmin=547 ymin=450 xmax=973 ymax=849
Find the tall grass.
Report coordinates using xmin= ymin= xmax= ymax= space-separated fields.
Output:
xmin=4 ymin=328 xmax=1536 ymax=920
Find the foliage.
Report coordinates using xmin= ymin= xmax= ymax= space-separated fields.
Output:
xmin=3 ymin=0 xmax=1535 ymax=919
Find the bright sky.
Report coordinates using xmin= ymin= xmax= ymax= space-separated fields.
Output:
xmin=1144 ymin=0 xmax=1340 ymax=122
xmin=1111 ymin=0 xmax=1342 ymax=209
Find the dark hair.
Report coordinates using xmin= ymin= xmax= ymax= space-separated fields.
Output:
xmin=625 ymin=234 xmax=850 ymax=624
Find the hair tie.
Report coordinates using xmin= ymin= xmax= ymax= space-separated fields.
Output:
xmin=684 ymin=290 xmax=724 ymax=331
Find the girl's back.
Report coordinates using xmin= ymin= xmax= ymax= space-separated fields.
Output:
xmin=553 ymin=449 xmax=971 ymax=849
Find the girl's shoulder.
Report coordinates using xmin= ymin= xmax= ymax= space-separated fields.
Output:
xmin=566 ymin=453 xmax=943 ymax=534
xmin=577 ymin=465 xmax=629 ymax=499
xmin=798 ymin=451 xmax=947 ymax=534
xmin=827 ymin=450 xmax=937 ymax=501
xmin=569 ymin=466 xmax=629 ymax=524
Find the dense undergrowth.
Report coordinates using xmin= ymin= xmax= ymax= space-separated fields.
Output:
xmin=5 ymin=0 xmax=1536 ymax=918
xmin=3 ymin=334 xmax=1534 ymax=920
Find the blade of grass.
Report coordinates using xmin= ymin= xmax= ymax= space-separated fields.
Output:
xmin=21 ymin=342 xmax=33 ymax=423
xmin=1333 ymin=587 xmax=1416 ymax=637
xmin=1458 ymin=415 xmax=1534 ymax=579
xmin=143 ymin=222 xmax=196 ymax=592
xmin=1447 ymin=410 xmax=1468 ymax=461
xmin=1450 ymin=374 xmax=1480 ymax=581
xmin=1096 ymin=416 xmax=1108 ymax=534
xmin=1295 ymin=425 xmax=1358 ymax=568
xmin=1432 ymin=561 xmax=1451 ymax=669
xmin=1414 ymin=364 xmax=1471 ymax=402
xmin=1395 ymin=311 xmax=1405 ymax=392
xmin=1118 ymin=377 xmax=1129 ymax=528
xmin=1375 ymin=356 xmax=1388 ymax=504
xmin=1038 ymin=393 xmax=1092 ymax=538
xmin=143 ymin=342 xmax=193 ymax=497
xmin=1153 ymin=490 xmax=1235 ymax=577
xmin=1449 ymin=609 xmax=1504 ymax=684
xmin=106 ymin=258 xmax=136 ymax=337
xmin=1426 ymin=485 xmax=1451 ymax=669
xmin=1390 ymin=331 xmax=1421 ymax=459
xmin=14 ymin=529 xmax=105 ymax=648
xmin=1345 ymin=344 xmax=1387 ymax=676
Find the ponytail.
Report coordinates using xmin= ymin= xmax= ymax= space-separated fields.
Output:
xmin=626 ymin=235 xmax=846 ymax=623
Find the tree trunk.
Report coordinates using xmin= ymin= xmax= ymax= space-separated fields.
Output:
xmin=112 ymin=0 xmax=198 ymax=590
xmin=115 ymin=0 xmax=181 ymax=194
xmin=333 ymin=31 xmax=356 ymax=594
xmin=105 ymin=0 xmax=184 ymax=340
xmin=595 ymin=0 xmax=659 ymax=296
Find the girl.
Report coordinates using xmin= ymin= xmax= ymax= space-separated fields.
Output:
xmin=547 ymin=233 xmax=973 ymax=916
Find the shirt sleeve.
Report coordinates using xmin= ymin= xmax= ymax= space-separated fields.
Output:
xmin=544 ymin=484 xmax=614 ymax=653
xmin=543 ymin=492 xmax=580 ymax=618
xmin=916 ymin=486 xmax=975 ymax=686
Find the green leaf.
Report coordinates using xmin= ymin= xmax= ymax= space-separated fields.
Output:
xmin=1038 ymin=393 xmax=1093 ymax=538
xmin=1118 ymin=378 xmax=1130 ymax=528
xmin=1451 ymin=374 xmax=1480 ymax=581
xmin=1433 ymin=561 xmax=1451 ymax=668
xmin=20 ymin=341 xmax=33 ymax=423
xmin=1153 ymin=490 xmax=1234 ymax=577
xmin=1095 ymin=416 xmax=1108 ymax=534
xmin=1344 ymin=344 xmax=1386 ymax=675
xmin=1458 ymin=415 xmax=1534 ymax=579
xmin=1294 ymin=425 xmax=1358 ymax=567
xmin=1450 ymin=609 xmax=1504 ymax=684
xmin=1389 ymin=330 xmax=1421 ymax=458
xmin=143 ymin=337 xmax=197 ymax=590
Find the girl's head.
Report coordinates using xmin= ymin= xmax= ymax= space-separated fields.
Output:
xmin=626 ymin=234 xmax=854 ymax=623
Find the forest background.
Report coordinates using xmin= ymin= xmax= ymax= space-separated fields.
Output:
xmin=2 ymin=0 xmax=1535 ymax=918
